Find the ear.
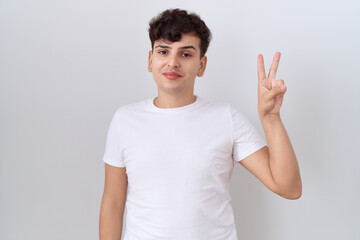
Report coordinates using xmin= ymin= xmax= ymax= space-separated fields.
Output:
xmin=148 ymin=50 xmax=153 ymax=72
xmin=197 ymin=56 xmax=207 ymax=77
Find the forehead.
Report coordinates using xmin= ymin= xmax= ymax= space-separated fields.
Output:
xmin=154 ymin=33 xmax=201 ymax=50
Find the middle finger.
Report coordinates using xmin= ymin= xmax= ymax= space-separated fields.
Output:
xmin=268 ymin=52 xmax=281 ymax=79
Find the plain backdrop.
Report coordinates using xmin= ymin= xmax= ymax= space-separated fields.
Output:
xmin=1 ymin=0 xmax=359 ymax=239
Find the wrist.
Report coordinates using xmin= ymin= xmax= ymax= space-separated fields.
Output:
xmin=260 ymin=113 xmax=282 ymax=126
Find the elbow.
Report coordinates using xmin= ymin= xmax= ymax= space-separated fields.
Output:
xmin=276 ymin=182 xmax=302 ymax=200
xmin=280 ymin=189 xmax=302 ymax=200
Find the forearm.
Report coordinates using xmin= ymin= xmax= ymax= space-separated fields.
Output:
xmin=261 ymin=115 xmax=302 ymax=198
xmin=99 ymin=202 xmax=125 ymax=240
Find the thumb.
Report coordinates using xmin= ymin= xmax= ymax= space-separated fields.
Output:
xmin=267 ymin=84 xmax=286 ymax=100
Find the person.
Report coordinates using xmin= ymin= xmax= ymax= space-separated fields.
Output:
xmin=99 ymin=8 xmax=302 ymax=240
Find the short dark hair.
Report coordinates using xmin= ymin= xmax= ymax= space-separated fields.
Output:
xmin=148 ymin=8 xmax=212 ymax=58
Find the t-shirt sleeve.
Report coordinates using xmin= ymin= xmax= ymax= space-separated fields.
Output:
xmin=102 ymin=109 xmax=126 ymax=167
xmin=228 ymin=104 xmax=267 ymax=163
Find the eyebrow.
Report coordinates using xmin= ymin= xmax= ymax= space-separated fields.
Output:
xmin=155 ymin=45 xmax=197 ymax=51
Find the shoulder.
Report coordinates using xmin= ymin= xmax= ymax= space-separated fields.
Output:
xmin=196 ymin=97 xmax=248 ymax=123
xmin=112 ymin=98 xmax=148 ymax=117
xmin=201 ymin=97 xmax=244 ymax=115
xmin=198 ymin=96 xmax=230 ymax=112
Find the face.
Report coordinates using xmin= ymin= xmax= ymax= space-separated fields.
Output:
xmin=148 ymin=33 xmax=207 ymax=96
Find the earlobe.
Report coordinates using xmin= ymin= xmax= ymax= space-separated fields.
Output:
xmin=148 ymin=50 xmax=153 ymax=72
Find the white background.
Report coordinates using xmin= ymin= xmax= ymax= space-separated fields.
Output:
xmin=1 ymin=0 xmax=359 ymax=239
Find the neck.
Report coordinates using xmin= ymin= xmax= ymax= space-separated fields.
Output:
xmin=154 ymin=93 xmax=197 ymax=109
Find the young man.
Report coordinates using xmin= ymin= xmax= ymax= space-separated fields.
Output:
xmin=99 ymin=8 xmax=302 ymax=240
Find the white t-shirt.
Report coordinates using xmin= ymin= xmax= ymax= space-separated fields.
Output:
xmin=103 ymin=94 xmax=267 ymax=240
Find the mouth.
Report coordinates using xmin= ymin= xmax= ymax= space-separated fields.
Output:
xmin=163 ymin=71 xmax=182 ymax=80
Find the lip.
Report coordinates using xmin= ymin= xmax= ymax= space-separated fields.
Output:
xmin=163 ymin=71 xmax=182 ymax=80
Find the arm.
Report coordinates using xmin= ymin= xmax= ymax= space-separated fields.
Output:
xmin=99 ymin=163 xmax=128 ymax=240
xmin=240 ymin=118 xmax=302 ymax=199
xmin=239 ymin=52 xmax=302 ymax=199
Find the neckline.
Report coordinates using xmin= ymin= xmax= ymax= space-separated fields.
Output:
xmin=148 ymin=95 xmax=200 ymax=112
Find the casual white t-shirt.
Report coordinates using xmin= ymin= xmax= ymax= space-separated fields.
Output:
xmin=103 ymin=94 xmax=267 ymax=240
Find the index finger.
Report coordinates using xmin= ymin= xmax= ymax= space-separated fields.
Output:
xmin=268 ymin=52 xmax=281 ymax=79
xmin=257 ymin=54 xmax=266 ymax=83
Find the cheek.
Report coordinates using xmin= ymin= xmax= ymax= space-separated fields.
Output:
xmin=152 ymin=58 xmax=166 ymax=70
xmin=151 ymin=61 xmax=164 ymax=78
xmin=186 ymin=62 xmax=201 ymax=75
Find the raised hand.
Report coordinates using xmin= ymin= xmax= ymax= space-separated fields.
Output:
xmin=257 ymin=52 xmax=287 ymax=120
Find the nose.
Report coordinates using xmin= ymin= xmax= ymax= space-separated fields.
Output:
xmin=167 ymin=54 xmax=179 ymax=68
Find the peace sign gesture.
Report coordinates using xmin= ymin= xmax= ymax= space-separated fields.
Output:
xmin=257 ymin=52 xmax=287 ymax=120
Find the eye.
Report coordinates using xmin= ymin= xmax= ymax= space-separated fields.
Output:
xmin=158 ymin=50 xmax=167 ymax=55
xmin=182 ymin=53 xmax=192 ymax=57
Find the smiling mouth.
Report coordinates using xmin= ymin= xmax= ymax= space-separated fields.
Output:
xmin=163 ymin=72 xmax=182 ymax=80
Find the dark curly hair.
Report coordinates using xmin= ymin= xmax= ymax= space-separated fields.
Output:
xmin=148 ymin=8 xmax=212 ymax=58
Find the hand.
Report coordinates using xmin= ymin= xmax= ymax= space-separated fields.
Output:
xmin=257 ymin=52 xmax=287 ymax=120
